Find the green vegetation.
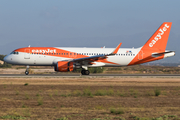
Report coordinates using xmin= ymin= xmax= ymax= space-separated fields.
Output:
xmin=105 ymin=65 xmax=180 ymax=74
xmin=0 ymin=54 xmax=12 ymax=68
xmin=36 ymin=93 xmax=40 ymax=97
xmin=24 ymin=92 xmax=30 ymax=100
xmin=37 ymin=96 xmax=43 ymax=105
xmin=133 ymin=115 xmax=179 ymax=120
xmin=110 ymin=107 xmax=124 ymax=114
xmin=0 ymin=54 xmax=5 ymax=61
xmin=154 ymin=88 xmax=161 ymax=96
xmin=56 ymin=117 xmax=69 ymax=120
xmin=15 ymin=89 xmax=19 ymax=95
xmin=24 ymin=83 xmax=28 ymax=86
xmin=0 ymin=115 xmax=27 ymax=119
xmin=1 ymin=77 xmax=180 ymax=120
xmin=83 ymin=88 xmax=93 ymax=97
xmin=0 ymin=62 xmax=12 ymax=68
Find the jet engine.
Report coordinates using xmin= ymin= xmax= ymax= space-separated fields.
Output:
xmin=54 ymin=61 xmax=74 ymax=72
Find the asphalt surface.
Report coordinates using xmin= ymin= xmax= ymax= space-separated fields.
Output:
xmin=0 ymin=74 xmax=180 ymax=77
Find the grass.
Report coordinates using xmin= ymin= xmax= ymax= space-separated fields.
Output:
xmin=37 ymin=96 xmax=43 ymax=106
xmin=49 ymin=92 xmax=53 ymax=98
xmin=15 ymin=89 xmax=19 ymax=95
xmin=146 ymin=90 xmax=155 ymax=96
xmin=73 ymin=90 xmax=82 ymax=96
xmin=36 ymin=93 xmax=40 ymax=97
xmin=24 ymin=83 xmax=28 ymax=86
xmin=95 ymin=89 xmax=107 ymax=96
xmin=22 ymin=109 xmax=31 ymax=117
xmin=54 ymin=90 xmax=58 ymax=96
xmin=3 ymin=84 xmax=7 ymax=88
xmin=118 ymin=89 xmax=126 ymax=97
xmin=132 ymin=115 xmax=179 ymax=120
xmin=95 ymin=105 xmax=104 ymax=110
xmin=56 ymin=117 xmax=69 ymax=120
xmin=24 ymin=92 xmax=30 ymax=100
xmin=110 ymin=107 xmax=124 ymax=114
xmin=154 ymin=88 xmax=161 ymax=96
xmin=83 ymin=88 xmax=93 ymax=97
xmin=0 ymin=115 xmax=27 ymax=119
xmin=1 ymin=77 xmax=180 ymax=119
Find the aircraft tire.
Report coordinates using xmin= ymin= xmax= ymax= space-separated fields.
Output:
xmin=85 ymin=70 xmax=90 ymax=75
xmin=25 ymin=71 xmax=29 ymax=75
xmin=81 ymin=70 xmax=90 ymax=75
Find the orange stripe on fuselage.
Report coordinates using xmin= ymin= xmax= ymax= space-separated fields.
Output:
xmin=15 ymin=47 xmax=88 ymax=59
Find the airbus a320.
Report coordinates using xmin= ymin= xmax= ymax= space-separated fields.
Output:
xmin=4 ymin=22 xmax=175 ymax=75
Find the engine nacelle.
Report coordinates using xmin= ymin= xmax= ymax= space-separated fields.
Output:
xmin=54 ymin=61 xmax=74 ymax=72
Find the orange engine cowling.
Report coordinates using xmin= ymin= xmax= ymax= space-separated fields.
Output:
xmin=54 ymin=61 xmax=74 ymax=72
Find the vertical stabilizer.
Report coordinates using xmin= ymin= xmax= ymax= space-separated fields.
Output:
xmin=143 ymin=22 xmax=172 ymax=52
xmin=128 ymin=22 xmax=172 ymax=65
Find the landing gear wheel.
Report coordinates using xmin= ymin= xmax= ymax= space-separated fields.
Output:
xmin=81 ymin=70 xmax=90 ymax=75
xmin=84 ymin=70 xmax=90 ymax=75
xmin=25 ymin=71 xmax=29 ymax=75
xmin=25 ymin=65 xmax=29 ymax=75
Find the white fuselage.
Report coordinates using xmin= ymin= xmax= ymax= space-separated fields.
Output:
xmin=4 ymin=47 xmax=141 ymax=67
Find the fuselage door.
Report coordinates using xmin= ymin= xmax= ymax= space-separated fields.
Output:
xmin=24 ymin=49 xmax=30 ymax=59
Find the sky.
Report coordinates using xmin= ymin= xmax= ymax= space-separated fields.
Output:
xmin=0 ymin=0 xmax=180 ymax=63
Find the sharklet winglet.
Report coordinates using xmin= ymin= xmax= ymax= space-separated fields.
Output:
xmin=109 ymin=43 xmax=122 ymax=55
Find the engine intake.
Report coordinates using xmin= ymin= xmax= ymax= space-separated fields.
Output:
xmin=54 ymin=61 xmax=74 ymax=72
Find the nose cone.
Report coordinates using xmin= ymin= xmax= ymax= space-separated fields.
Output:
xmin=3 ymin=55 xmax=11 ymax=63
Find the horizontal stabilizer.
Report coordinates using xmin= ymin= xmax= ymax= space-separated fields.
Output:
xmin=152 ymin=51 xmax=175 ymax=57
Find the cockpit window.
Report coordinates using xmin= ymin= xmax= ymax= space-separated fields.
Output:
xmin=10 ymin=51 xmax=19 ymax=55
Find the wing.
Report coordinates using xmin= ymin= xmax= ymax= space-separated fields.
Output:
xmin=71 ymin=43 xmax=122 ymax=65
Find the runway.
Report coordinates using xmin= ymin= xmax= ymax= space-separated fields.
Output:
xmin=0 ymin=74 xmax=180 ymax=77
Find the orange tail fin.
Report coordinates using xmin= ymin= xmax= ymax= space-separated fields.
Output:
xmin=143 ymin=22 xmax=172 ymax=52
xmin=128 ymin=22 xmax=172 ymax=65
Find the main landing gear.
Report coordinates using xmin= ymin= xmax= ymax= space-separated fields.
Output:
xmin=81 ymin=69 xmax=90 ymax=75
xmin=25 ymin=66 xmax=29 ymax=75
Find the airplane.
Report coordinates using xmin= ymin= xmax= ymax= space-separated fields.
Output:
xmin=4 ymin=22 xmax=175 ymax=75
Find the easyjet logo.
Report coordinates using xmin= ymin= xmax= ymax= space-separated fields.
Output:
xmin=149 ymin=24 xmax=169 ymax=47
xmin=32 ymin=49 xmax=56 ymax=53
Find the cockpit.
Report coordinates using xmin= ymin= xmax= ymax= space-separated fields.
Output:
xmin=10 ymin=51 xmax=19 ymax=55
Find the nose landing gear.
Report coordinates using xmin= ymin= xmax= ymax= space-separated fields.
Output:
xmin=25 ymin=66 xmax=29 ymax=75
